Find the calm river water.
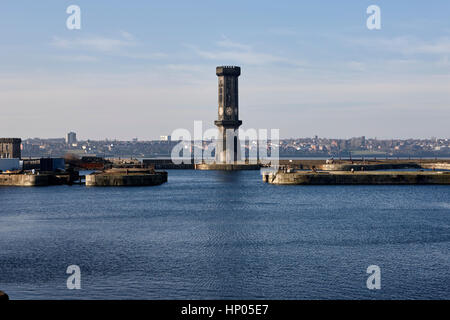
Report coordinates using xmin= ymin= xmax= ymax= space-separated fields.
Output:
xmin=0 ymin=170 xmax=449 ymax=299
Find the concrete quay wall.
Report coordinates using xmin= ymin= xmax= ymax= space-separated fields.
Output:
xmin=278 ymin=159 xmax=450 ymax=171
xmin=420 ymin=163 xmax=450 ymax=170
xmin=86 ymin=172 xmax=168 ymax=186
xmin=320 ymin=163 xmax=421 ymax=171
xmin=143 ymin=159 xmax=194 ymax=169
xmin=0 ymin=174 xmax=49 ymax=186
xmin=264 ymin=171 xmax=450 ymax=185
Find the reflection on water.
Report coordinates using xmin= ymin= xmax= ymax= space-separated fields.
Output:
xmin=211 ymin=170 xmax=245 ymax=183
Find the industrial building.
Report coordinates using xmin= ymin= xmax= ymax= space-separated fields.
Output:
xmin=0 ymin=138 xmax=21 ymax=159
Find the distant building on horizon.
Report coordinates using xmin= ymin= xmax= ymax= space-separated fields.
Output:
xmin=160 ymin=135 xmax=171 ymax=142
xmin=0 ymin=138 xmax=22 ymax=159
xmin=66 ymin=132 xmax=77 ymax=145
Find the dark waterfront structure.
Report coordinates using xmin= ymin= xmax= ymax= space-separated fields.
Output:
xmin=0 ymin=138 xmax=21 ymax=159
xmin=214 ymin=66 xmax=242 ymax=163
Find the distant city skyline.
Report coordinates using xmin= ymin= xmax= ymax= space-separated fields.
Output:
xmin=21 ymin=134 xmax=450 ymax=159
xmin=1 ymin=1 xmax=450 ymax=139
xmin=19 ymin=133 xmax=450 ymax=142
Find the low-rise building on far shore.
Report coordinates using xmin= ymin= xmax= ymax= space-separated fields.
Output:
xmin=0 ymin=138 xmax=21 ymax=159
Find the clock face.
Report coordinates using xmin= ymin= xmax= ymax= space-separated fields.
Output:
xmin=225 ymin=107 xmax=233 ymax=116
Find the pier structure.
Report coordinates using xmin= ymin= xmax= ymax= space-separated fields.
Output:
xmin=263 ymin=170 xmax=450 ymax=185
xmin=85 ymin=168 xmax=167 ymax=186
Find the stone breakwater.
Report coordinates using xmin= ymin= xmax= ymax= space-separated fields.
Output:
xmin=0 ymin=173 xmax=48 ymax=186
xmin=0 ymin=169 xmax=167 ymax=187
xmin=263 ymin=171 xmax=450 ymax=185
xmin=277 ymin=159 xmax=450 ymax=171
xmin=420 ymin=163 xmax=450 ymax=170
xmin=86 ymin=169 xmax=168 ymax=186
xmin=319 ymin=163 xmax=421 ymax=171
xmin=0 ymin=172 xmax=77 ymax=186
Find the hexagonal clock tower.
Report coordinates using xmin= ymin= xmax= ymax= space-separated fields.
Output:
xmin=214 ymin=66 xmax=242 ymax=163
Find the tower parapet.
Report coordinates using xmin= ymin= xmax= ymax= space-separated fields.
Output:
xmin=216 ymin=66 xmax=241 ymax=77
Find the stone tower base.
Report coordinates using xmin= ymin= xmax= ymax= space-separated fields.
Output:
xmin=194 ymin=163 xmax=260 ymax=171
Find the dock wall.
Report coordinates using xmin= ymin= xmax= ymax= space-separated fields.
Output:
xmin=265 ymin=171 xmax=450 ymax=185
xmin=86 ymin=172 xmax=168 ymax=186
xmin=0 ymin=174 xmax=49 ymax=186
xmin=420 ymin=163 xmax=450 ymax=170
xmin=320 ymin=163 xmax=422 ymax=171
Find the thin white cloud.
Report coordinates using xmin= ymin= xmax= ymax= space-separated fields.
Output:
xmin=51 ymin=33 xmax=136 ymax=52
xmin=436 ymin=55 xmax=450 ymax=67
xmin=267 ymin=27 xmax=297 ymax=36
xmin=346 ymin=61 xmax=366 ymax=72
xmin=1 ymin=71 xmax=449 ymax=139
xmin=51 ymin=55 xmax=98 ymax=62
xmin=350 ymin=36 xmax=450 ymax=56
xmin=195 ymin=48 xmax=284 ymax=65
xmin=118 ymin=30 xmax=135 ymax=41
xmin=50 ymin=32 xmax=167 ymax=60
xmin=216 ymin=36 xmax=252 ymax=51
xmin=120 ymin=52 xmax=167 ymax=60
xmin=165 ymin=64 xmax=208 ymax=72
xmin=415 ymin=38 xmax=450 ymax=54
xmin=187 ymin=39 xmax=306 ymax=67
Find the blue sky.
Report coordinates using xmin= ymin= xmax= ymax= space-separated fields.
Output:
xmin=1 ymin=1 xmax=449 ymax=139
